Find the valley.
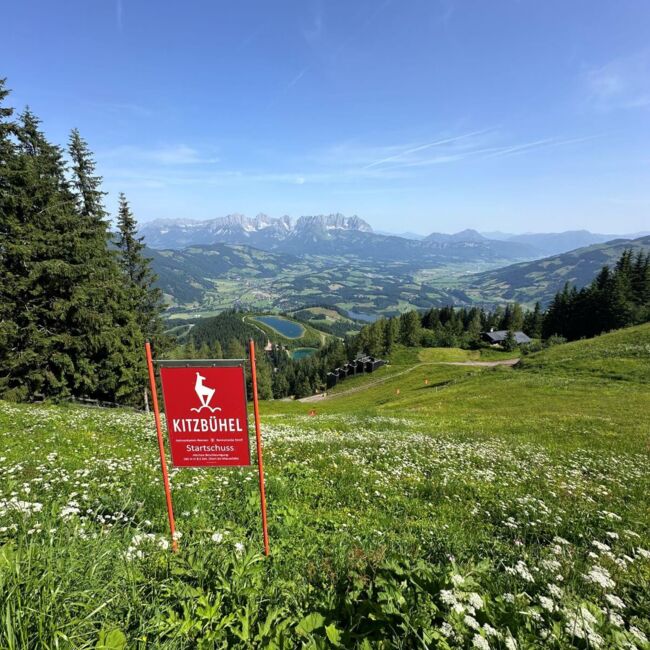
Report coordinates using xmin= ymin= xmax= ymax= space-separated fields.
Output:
xmin=149 ymin=214 xmax=650 ymax=319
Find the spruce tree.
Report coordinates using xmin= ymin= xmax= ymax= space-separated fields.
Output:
xmin=1 ymin=108 xmax=91 ymax=400
xmin=115 ymin=192 xmax=165 ymax=345
xmin=0 ymin=80 xmax=20 ymax=394
xmin=66 ymin=128 xmax=141 ymax=403
xmin=523 ymin=302 xmax=543 ymax=339
xmin=225 ymin=338 xmax=246 ymax=359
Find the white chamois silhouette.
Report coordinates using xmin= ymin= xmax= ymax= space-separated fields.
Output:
xmin=193 ymin=372 xmax=216 ymax=410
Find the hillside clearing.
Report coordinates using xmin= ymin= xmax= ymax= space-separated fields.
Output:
xmin=1 ymin=326 xmax=649 ymax=647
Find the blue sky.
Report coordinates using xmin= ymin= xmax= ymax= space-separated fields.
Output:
xmin=3 ymin=1 xmax=650 ymax=234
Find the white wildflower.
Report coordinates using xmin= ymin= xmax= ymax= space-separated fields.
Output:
xmin=211 ymin=532 xmax=224 ymax=543
xmin=584 ymin=565 xmax=615 ymax=589
xmin=482 ymin=624 xmax=500 ymax=638
xmin=439 ymin=622 xmax=454 ymax=638
xmin=514 ymin=560 xmax=534 ymax=583
xmin=440 ymin=589 xmax=457 ymax=606
xmin=468 ymin=593 xmax=484 ymax=610
xmin=539 ymin=596 xmax=555 ymax=612
xmin=451 ymin=573 xmax=465 ymax=587
xmin=630 ymin=626 xmax=648 ymax=644
xmin=472 ymin=634 xmax=490 ymax=650
xmin=464 ymin=615 xmax=480 ymax=630
xmin=605 ymin=593 xmax=625 ymax=609
xmin=541 ymin=558 xmax=561 ymax=571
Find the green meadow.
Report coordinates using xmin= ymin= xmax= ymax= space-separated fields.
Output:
xmin=1 ymin=325 xmax=649 ymax=648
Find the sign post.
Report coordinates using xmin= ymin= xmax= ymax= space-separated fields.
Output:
xmin=249 ymin=339 xmax=270 ymax=556
xmin=145 ymin=341 xmax=179 ymax=552
xmin=145 ymin=341 xmax=270 ymax=555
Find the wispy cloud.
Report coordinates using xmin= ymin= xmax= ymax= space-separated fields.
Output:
xmin=481 ymin=135 xmax=598 ymax=159
xmin=99 ymin=129 xmax=596 ymax=193
xmin=584 ymin=50 xmax=650 ymax=111
xmin=101 ymin=144 xmax=220 ymax=166
xmin=287 ymin=67 xmax=309 ymax=90
xmin=363 ymin=130 xmax=492 ymax=169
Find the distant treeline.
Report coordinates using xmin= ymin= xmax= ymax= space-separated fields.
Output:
xmin=0 ymin=79 xmax=165 ymax=405
xmin=351 ymin=302 xmax=541 ymax=357
xmin=543 ymin=250 xmax=650 ymax=340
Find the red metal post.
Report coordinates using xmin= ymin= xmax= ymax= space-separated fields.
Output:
xmin=145 ymin=341 xmax=179 ymax=552
xmin=249 ymin=339 xmax=270 ymax=556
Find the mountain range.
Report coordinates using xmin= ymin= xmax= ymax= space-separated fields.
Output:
xmin=140 ymin=213 xmax=648 ymax=261
xmin=140 ymin=213 xmax=537 ymax=264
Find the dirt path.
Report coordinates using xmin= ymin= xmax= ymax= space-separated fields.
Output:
xmin=442 ymin=359 xmax=520 ymax=367
xmin=298 ymin=358 xmax=519 ymax=403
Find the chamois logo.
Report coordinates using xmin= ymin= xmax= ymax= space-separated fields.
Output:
xmin=191 ymin=372 xmax=222 ymax=413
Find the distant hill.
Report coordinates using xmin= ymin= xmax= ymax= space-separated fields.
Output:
xmin=504 ymin=230 xmax=618 ymax=256
xmin=467 ymin=235 xmax=650 ymax=306
xmin=480 ymin=229 xmax=650 ymax=256
xmin=148 ymin=243 xmax=300 ymax=306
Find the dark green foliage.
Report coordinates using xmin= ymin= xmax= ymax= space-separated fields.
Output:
xmin=0 ymin=82 xmax=162 ymax=406
xmin=542 ymin=250 xmax=650 ymax=340
xmin=188 ymin=310 xmax=266 ymax=354
xmin=115 ymin=193 xmax=166 ymax=346
xmin=502 ymin=330 xmax=517 ymax=352
xmin=353 ymin=303 xmax=535 ymax=357
xmin=523 ymin=301 xmax=544 ymax=339
xmin=225 ymin=338 xmax=247 ymax=359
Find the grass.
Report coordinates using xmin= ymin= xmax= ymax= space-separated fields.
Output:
xmin=1 ymin=326 xmax=649 ymax=648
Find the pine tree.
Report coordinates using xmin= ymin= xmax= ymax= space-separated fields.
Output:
xmin=383 ymin=317 xmax=399 ymax=354
xmin=502 ymin=330 xmax=517 ymax=352
xmin=115 ymin=193 xmax=165 ymax=345
xmin=1 ymin=109 xmax=103 ymax=400
xmin=184 ymin=337 xmax=197 ymax=358
xmin=399 ymin=310 xmax=421 ymax=346
xmin=0 ymin=79 xmax=19 ymax=392
xmin=465 ymin=309 xmax=483 ymax=345
xmin=523 ymin=302 xmax=543 ymax=339
xmin=66 ymin=129 xmax=142 ymax=403
xmin=247 ymin=346 xmax=273 ymax=400
xmin=225 ymin=338 xmax=246 ymax=359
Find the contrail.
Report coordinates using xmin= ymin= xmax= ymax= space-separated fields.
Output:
xmin=363 ymin=129 xmax=491 ymax=169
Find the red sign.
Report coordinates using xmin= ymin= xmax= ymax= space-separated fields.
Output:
xmin=159 ymin=365 xmax=250 ymax=467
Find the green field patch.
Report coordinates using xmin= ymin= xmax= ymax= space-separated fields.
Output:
xmin=2 ymin=326 xmax=650 ymax=647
